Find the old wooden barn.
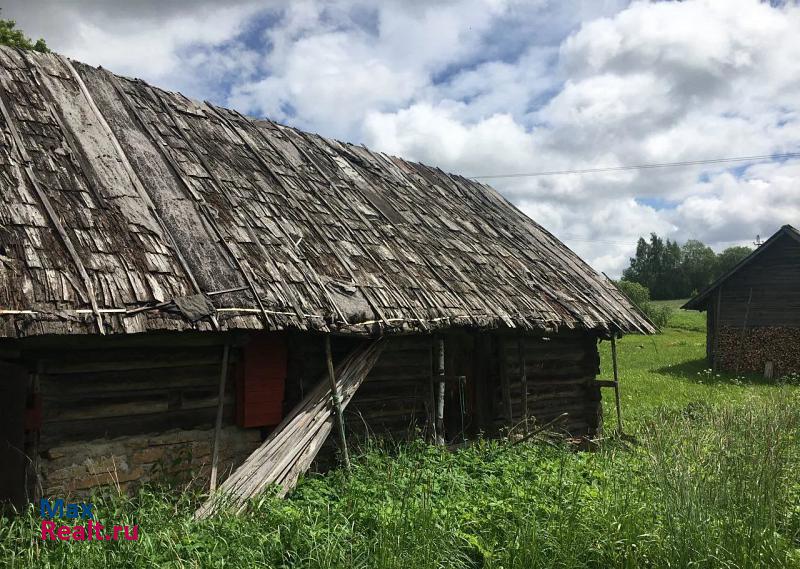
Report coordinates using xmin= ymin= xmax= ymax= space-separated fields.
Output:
xmin=684 ymin=225 xmax=800 ymax=378
xmin=0 ymin=46 xmax=654 ymax=510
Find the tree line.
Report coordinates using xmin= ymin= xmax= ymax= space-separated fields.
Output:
xmin=622 ymin=233 xmax=752 ymax=300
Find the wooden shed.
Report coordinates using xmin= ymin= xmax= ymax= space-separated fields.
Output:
xmin=0 ymin=46 xmax=654 ymax=509
xmin=683 ymin=225 xmax=800 ymax=376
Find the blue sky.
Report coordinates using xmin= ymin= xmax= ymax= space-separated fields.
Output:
xmin=7 ymin=0 xmax=800 ymax=276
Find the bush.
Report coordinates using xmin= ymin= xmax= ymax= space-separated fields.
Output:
xmin=616 ymin=280 xmax=650 ymax=306
xmin=615 ymin=280 xmax=673 ymax=329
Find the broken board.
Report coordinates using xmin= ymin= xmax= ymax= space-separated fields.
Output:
xmin=196 ymin=338 xmax=386 ymax=518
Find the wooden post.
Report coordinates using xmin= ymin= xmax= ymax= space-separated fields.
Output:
xmin=712 ymin=287 xmax=722 ymax=372
xmin=611 ymin=335 xmax=623 ymax=434
xmin=499 ymin=337 xmax=513 ymax=425
xmin=427 ymin=339 xmax=437 ymax=443
xmin=209 ymin=344 xmax=230 ymax=492
xmin=517 ymin=337 xmax=528 ymax=431
xmin=472 ymin=334 xmax=488 ymax=435
xmin=325 ymin=336 xmax=351 ymax=469
xmin=435 ymin=337 xmax=446 ymax=445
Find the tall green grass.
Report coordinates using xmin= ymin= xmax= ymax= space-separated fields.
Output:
xmin=2 ymin=393 xmax=799 ymax=568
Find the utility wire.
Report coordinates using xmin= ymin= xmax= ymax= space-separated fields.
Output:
xmin=468 ymin=152 xmax=800 ymax=180
xmin=559 ymin=235 xmax=636 ymax=245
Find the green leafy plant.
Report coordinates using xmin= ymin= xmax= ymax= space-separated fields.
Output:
xmin=615 ymin=280 xmax=673 ymax=329
xmin=0 ymin=14 xmax=48 ymax=52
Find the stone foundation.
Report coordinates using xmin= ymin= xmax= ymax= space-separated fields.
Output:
xmin=716 ymin=326 xmax=800 ymax=376
xmin=41 ymin=426 xmax=262 ymax=497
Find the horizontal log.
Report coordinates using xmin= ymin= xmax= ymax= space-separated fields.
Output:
xmin=361 ymin=373 xmax=429 ymax=384
xmin=513 ymin=386 xmax=590 ymax=398
xmin=509 ymin=376 xmax=593 ymax=390
xmin=40 ymin=406 xmax=235 ymax=445
xmin=347 ymin=403 xmax=426 ymax=422
xmin=368 ymin=361 xmax=430 ymax=374
xmin=38 ymin=348 xmax=237 ymax=374
xmin=43 ymin=392 xmax=235 ymax=422
xmin=20 ymin=331 xmax=249 ymax=351
xmin=0 ymin=341 xmax=21 ymax=360
xmin=40 ymin=364 xmax=225 ymax=395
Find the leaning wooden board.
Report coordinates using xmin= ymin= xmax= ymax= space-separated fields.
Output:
xmin=196 ymin=338 xmax=386 ymax=518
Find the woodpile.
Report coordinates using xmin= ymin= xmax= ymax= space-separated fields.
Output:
xmin=195 ymin=338 xmax=386 ymax=518
xmin=716 ymin=326 xmax=800 ymax=376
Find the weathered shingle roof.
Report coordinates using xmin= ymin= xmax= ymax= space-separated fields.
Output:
xmin=683 ymin=224 xmax=800 ymax=311
xmin=0 ymin=47 xmax=655 ymax=338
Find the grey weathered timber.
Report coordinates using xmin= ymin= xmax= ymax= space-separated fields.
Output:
xmin=0 ymin=46 xmax=654 ymax=340
xmin=325 ymin=335 xmax=350 ymax=469
xmin=499 ymin=337 xmax=513 ymax=424
xmin=518 ymin=337 xmax=528 ymax=429
xmin=435 ymin=337 xmax=445 ymax=445
xmin=195 ymin=339 xmax=385 ymax=518
xmin=209 ymin=344 xmax=230 ymax=492
xmin=610 ymin=335 xmax=622 ymax=434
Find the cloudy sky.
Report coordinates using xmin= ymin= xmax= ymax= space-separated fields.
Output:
xmin=6 ymin=0 xmax=800 ymax=276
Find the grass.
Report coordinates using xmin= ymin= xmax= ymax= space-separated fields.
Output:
xmin=2 ymin=306 xmax=799 ymax=568
xmin=599 ymin=302 xmax=789 ymax=430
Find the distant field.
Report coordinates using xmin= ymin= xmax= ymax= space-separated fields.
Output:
xmin=650 ymin=298 xmax=690 ymax=309
xmin=599 ymin=300 xmax=790 ymax=428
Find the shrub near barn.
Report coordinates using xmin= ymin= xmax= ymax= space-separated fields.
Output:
xmin=615 ymin=280 xmax=672 ymax=329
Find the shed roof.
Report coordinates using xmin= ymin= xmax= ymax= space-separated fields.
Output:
xmin=0 ymin=47 xmax=655 ymax=338
xmin=683 ymin=224 xmax=800 ymax=311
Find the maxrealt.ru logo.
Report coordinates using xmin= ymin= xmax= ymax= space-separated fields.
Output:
xmin=39 ymin=499 xmax=139 ymax=542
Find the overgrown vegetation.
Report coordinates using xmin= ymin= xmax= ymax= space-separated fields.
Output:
xmin=614 ymin=279 xmax=673 ymax=328
xmin=0 ymin=14 xmax=48 ymax=53
xmin=2 ymin=308 xmax=799 ymax=568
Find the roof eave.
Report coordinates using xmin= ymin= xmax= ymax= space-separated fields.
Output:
xmin=682 ymin=224 xmax=800 ymax=311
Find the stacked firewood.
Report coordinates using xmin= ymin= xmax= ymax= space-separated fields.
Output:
xmin=717 ymin=326 xmax=800 ymax=376
xmin=196 ymin=339 xmax=386 ymax=518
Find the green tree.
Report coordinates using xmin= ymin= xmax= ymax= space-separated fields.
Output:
xmin=0 ymin=14 xmax=48 ymax=52
xmin=624 ymin=235 xmax=756 ymax=300
xmin=715 ymin=245 xmax=752 ymax=278
xmin=680 ymin=240 xmax=717 ymax=295
xmin=622 ymin=233 xmax=684 ymax=299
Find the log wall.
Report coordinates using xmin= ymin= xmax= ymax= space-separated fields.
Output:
xmin=284 ymin=334 xmax=430 ymax=444
xmin=498 ymin=333 xmax=602 ymax=436
xmin=0 ymin=328 xmax=603 ymax=499
xmin=286 ymin=330 xmax=602 ymax=446
xmin=2 ymin=332 xmax=263 ymax=498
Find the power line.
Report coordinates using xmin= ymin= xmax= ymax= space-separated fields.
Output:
xmin=468 ymin=152 xmax=800 ymax=180
xmin=559 ymin=235 xmax=636 ymax=246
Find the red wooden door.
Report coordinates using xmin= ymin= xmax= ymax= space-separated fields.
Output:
xmin=236 ymin=333 xmax=287 ymax=428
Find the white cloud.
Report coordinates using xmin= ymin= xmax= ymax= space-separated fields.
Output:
xmin=362 ymin=0 xmax=800 ymax=274
xmin=4 ymin=0 xmax=800 ymax=276
xmin=675 ymin=161 xmax=800 ymax=244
